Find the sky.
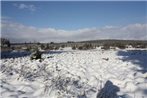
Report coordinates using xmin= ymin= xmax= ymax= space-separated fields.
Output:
xmin=1 ymin=1 xmax=147 ymax=43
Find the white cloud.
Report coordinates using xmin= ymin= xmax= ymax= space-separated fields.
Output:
xmin=13 ymin=3 xmax=36 ymax=11
xmin=103 ymin=25 xmax=118 ymax=29
xmin=1 ymin=20 xmax=147 ymax=43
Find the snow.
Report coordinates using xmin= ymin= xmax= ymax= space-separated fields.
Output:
xmin=0 ymin=48 xmax=147 ymax=98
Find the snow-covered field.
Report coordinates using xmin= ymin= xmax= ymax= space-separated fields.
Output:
xmin=0 ymin=48 xmax=147 ymax=98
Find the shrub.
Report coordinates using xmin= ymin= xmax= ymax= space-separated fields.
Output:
xmin=30 ymin=48 xmax=42 ymax=60
xmin=61 ymin=45 xmax=65 ymax=48
xmin=133 ymin=44 xmax=147 ymax=48
xmin=116 ymin=44 xmax=126 ymax=49
xmin=40 ymin=44 xmax=45 ymax=50
xmin=1 ymin=38 xmax=11 ymax=47
xmin=54 ymin=46 xmax=60 ymax=50
xmin=50 ymin=42 xmax=54 ymax=44
xmin=101 ymin=44 xmax=110 ymax=50
xmin=72 ymin=46 xmax=76 ymax=50
xmin=49 ymin=46 xmax=54 ymax=50
xmin=45 ymin=44 xmax=54 ymax=50
xmin=26 ymin=46 xmax=32 ymax=51
xmin=83 ymin=44 xmax=92 ymax=50
xmin=131 ymin=42 xmax=147 ymax=48
xmin=77 ymin=43 xmax=95 ymax=50
xmin=139 ymin=44 xmax=147 ymax=48
xmin=78 ymin=46 xmax=83 ymax=50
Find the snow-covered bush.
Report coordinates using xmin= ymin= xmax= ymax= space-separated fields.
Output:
xmin=30 ymin=48 xmax=42 ymax=60
xmin=1 ymin=38 xmax=11 ymax=47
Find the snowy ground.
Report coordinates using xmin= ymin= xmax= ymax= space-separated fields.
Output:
xmin=0 ymin=48 xmax=147 ymax=98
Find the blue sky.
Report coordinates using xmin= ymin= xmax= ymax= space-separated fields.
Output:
xmin=2 ymin=1 xmax=146 ymax=30
xmin=1 ymin=1 xmax=147 ymax=42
